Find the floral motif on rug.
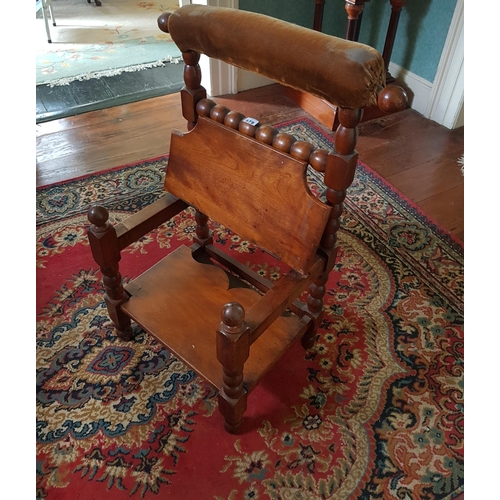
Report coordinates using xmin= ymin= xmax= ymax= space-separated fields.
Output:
xmin=36 ymin=118 xmax=464 ymax=499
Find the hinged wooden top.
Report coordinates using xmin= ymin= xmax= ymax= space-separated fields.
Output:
xmin=165 ymin=117 xmax=331 ymax=274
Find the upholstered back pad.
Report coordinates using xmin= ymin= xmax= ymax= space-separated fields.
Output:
xmin=167 ymin=4 xmax=385 ymax=109
xmin=165 ymin=117 xmax=331 ymax=274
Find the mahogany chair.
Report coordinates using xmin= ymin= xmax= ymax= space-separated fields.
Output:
xmin=87 ymin=4 xmax=406 ymax=433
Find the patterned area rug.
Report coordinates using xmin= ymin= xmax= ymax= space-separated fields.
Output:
xmin=36 ymin=118 xmax=464 ymax=499
xmin=36 ymin=0 xmax=181 ymax=86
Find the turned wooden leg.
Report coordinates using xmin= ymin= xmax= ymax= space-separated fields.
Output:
xmin=302 ymin=108 xmax=361 ymax=349
xmin=88 ymin=206 xmax=133 ymax=341
xmin=193 ymin=210 xmax=213 ymax=246
xmin=302 ymin=272 xmax=328 ymax=350
xmin=216 ymin=302 xmax=250 ymax=434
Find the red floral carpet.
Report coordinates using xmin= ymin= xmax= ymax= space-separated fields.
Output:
xmin=36 ymin=118 xmax=464 ymax=500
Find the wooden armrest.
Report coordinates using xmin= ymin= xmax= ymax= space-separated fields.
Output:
xmin=159 ymin=5 xmax=385 ymax=110
xmin=115 ymin=194 xmax=188 ymax=250
xmin=246 ymin=255 xmax=324 ymax=344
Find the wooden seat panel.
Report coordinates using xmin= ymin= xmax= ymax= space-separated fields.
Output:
xmin=122 ymin=245 xmax=308 ymax=391
xmin=165 ymin=117 xmax=331 ymax=273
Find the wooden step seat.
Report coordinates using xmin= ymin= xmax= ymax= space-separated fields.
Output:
xmin=88 ymin=4 xmax=407 ymax=433
xmin=122 ymin=245 xmax=309 ymax=392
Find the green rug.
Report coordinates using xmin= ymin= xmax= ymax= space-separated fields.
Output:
xmin=36 ymin=0 xmax=182 ymax=86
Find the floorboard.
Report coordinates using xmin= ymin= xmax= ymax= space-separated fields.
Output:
xmin=36 ymin=63 xmax=184 ymax=123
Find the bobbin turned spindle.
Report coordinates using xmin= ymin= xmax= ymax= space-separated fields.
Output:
xmin=255 ymin=125 xmax=277 ymax=145
xmin=239 ymin=120 xmax=259 ymax=137
xmin=224 ymin=111 xmax=245 ymax=130
xmin=272 ymin=133 xmax=296 ymax=153
xmin=210 ymin=105 xmax=230 ymax=123
xmin=290 ymin=141 xmax=314 ymax=162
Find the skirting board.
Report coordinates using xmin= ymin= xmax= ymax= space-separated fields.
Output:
xmin=424 ymin=0 xmax=464 ymax=130
xmin=387 ymin=62 xmax=433 ymax=119
xmin=237 ymin=70 xmax=274 ymax=95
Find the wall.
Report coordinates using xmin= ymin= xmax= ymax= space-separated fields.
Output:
xmin=239 ymin=0 xmax=457 ymax=84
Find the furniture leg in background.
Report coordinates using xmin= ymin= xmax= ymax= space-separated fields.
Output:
xmin=36 ymin=0 xmax=56 ymax=43
xmin=313 ymin=0 xmax=326 ymax=31
xmin=382 ymin=0 xmax=407 ymax=84
xmin=344 ymin=0 xmax=370 ymax=41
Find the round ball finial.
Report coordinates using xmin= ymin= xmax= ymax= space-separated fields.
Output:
xmin=255 ymin=125 xmax=278 ymax=145
xmin=221 ymin=302 xmax=245 ymax=328
xmin=378 ymin=85 xmax=408 ymax=114
xmin=224 ymin=111 xmax=245 ymax=130
xmin=210 ymin=105 xmax=230 ymax=123
xmin=196 ymin=98 xmax=217 ymax=117
xmin=272 ymin=133 xmax=296 ymax=153
xmin=157 ymin=12 xmax=172 ymax=33
xmin=88 ymin=206 xmax=109 ymax=227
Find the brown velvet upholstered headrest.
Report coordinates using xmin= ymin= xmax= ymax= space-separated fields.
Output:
xmin=165 ymin=4 xmax=385 ymax=109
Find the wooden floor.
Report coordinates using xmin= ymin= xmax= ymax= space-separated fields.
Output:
xmin=36 ymin=64 xmax=184 ymax=124
xmin=36 ymin=84 xmax=464 ymax=242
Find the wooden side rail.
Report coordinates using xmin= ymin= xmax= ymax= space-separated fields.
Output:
xmin=115 ymin=194 xmax=188 ymax=250
xmin=158 ymin=4 xmax=385 ymax=110
xmin=246 ymin=256 xmax=324 ymax=345
xmin=192 ymin=243 xmax=273 ymax=293
xmin=192 ymin=242 xmax=322 ymax=327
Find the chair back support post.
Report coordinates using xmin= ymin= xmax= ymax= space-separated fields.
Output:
xmin=319 ymin=107 xmax=361 ymax=268
xmin=194 ymin=209 xmax=212 ymax=246
xmin=180 ymin=49 xmax=206 ymax=130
